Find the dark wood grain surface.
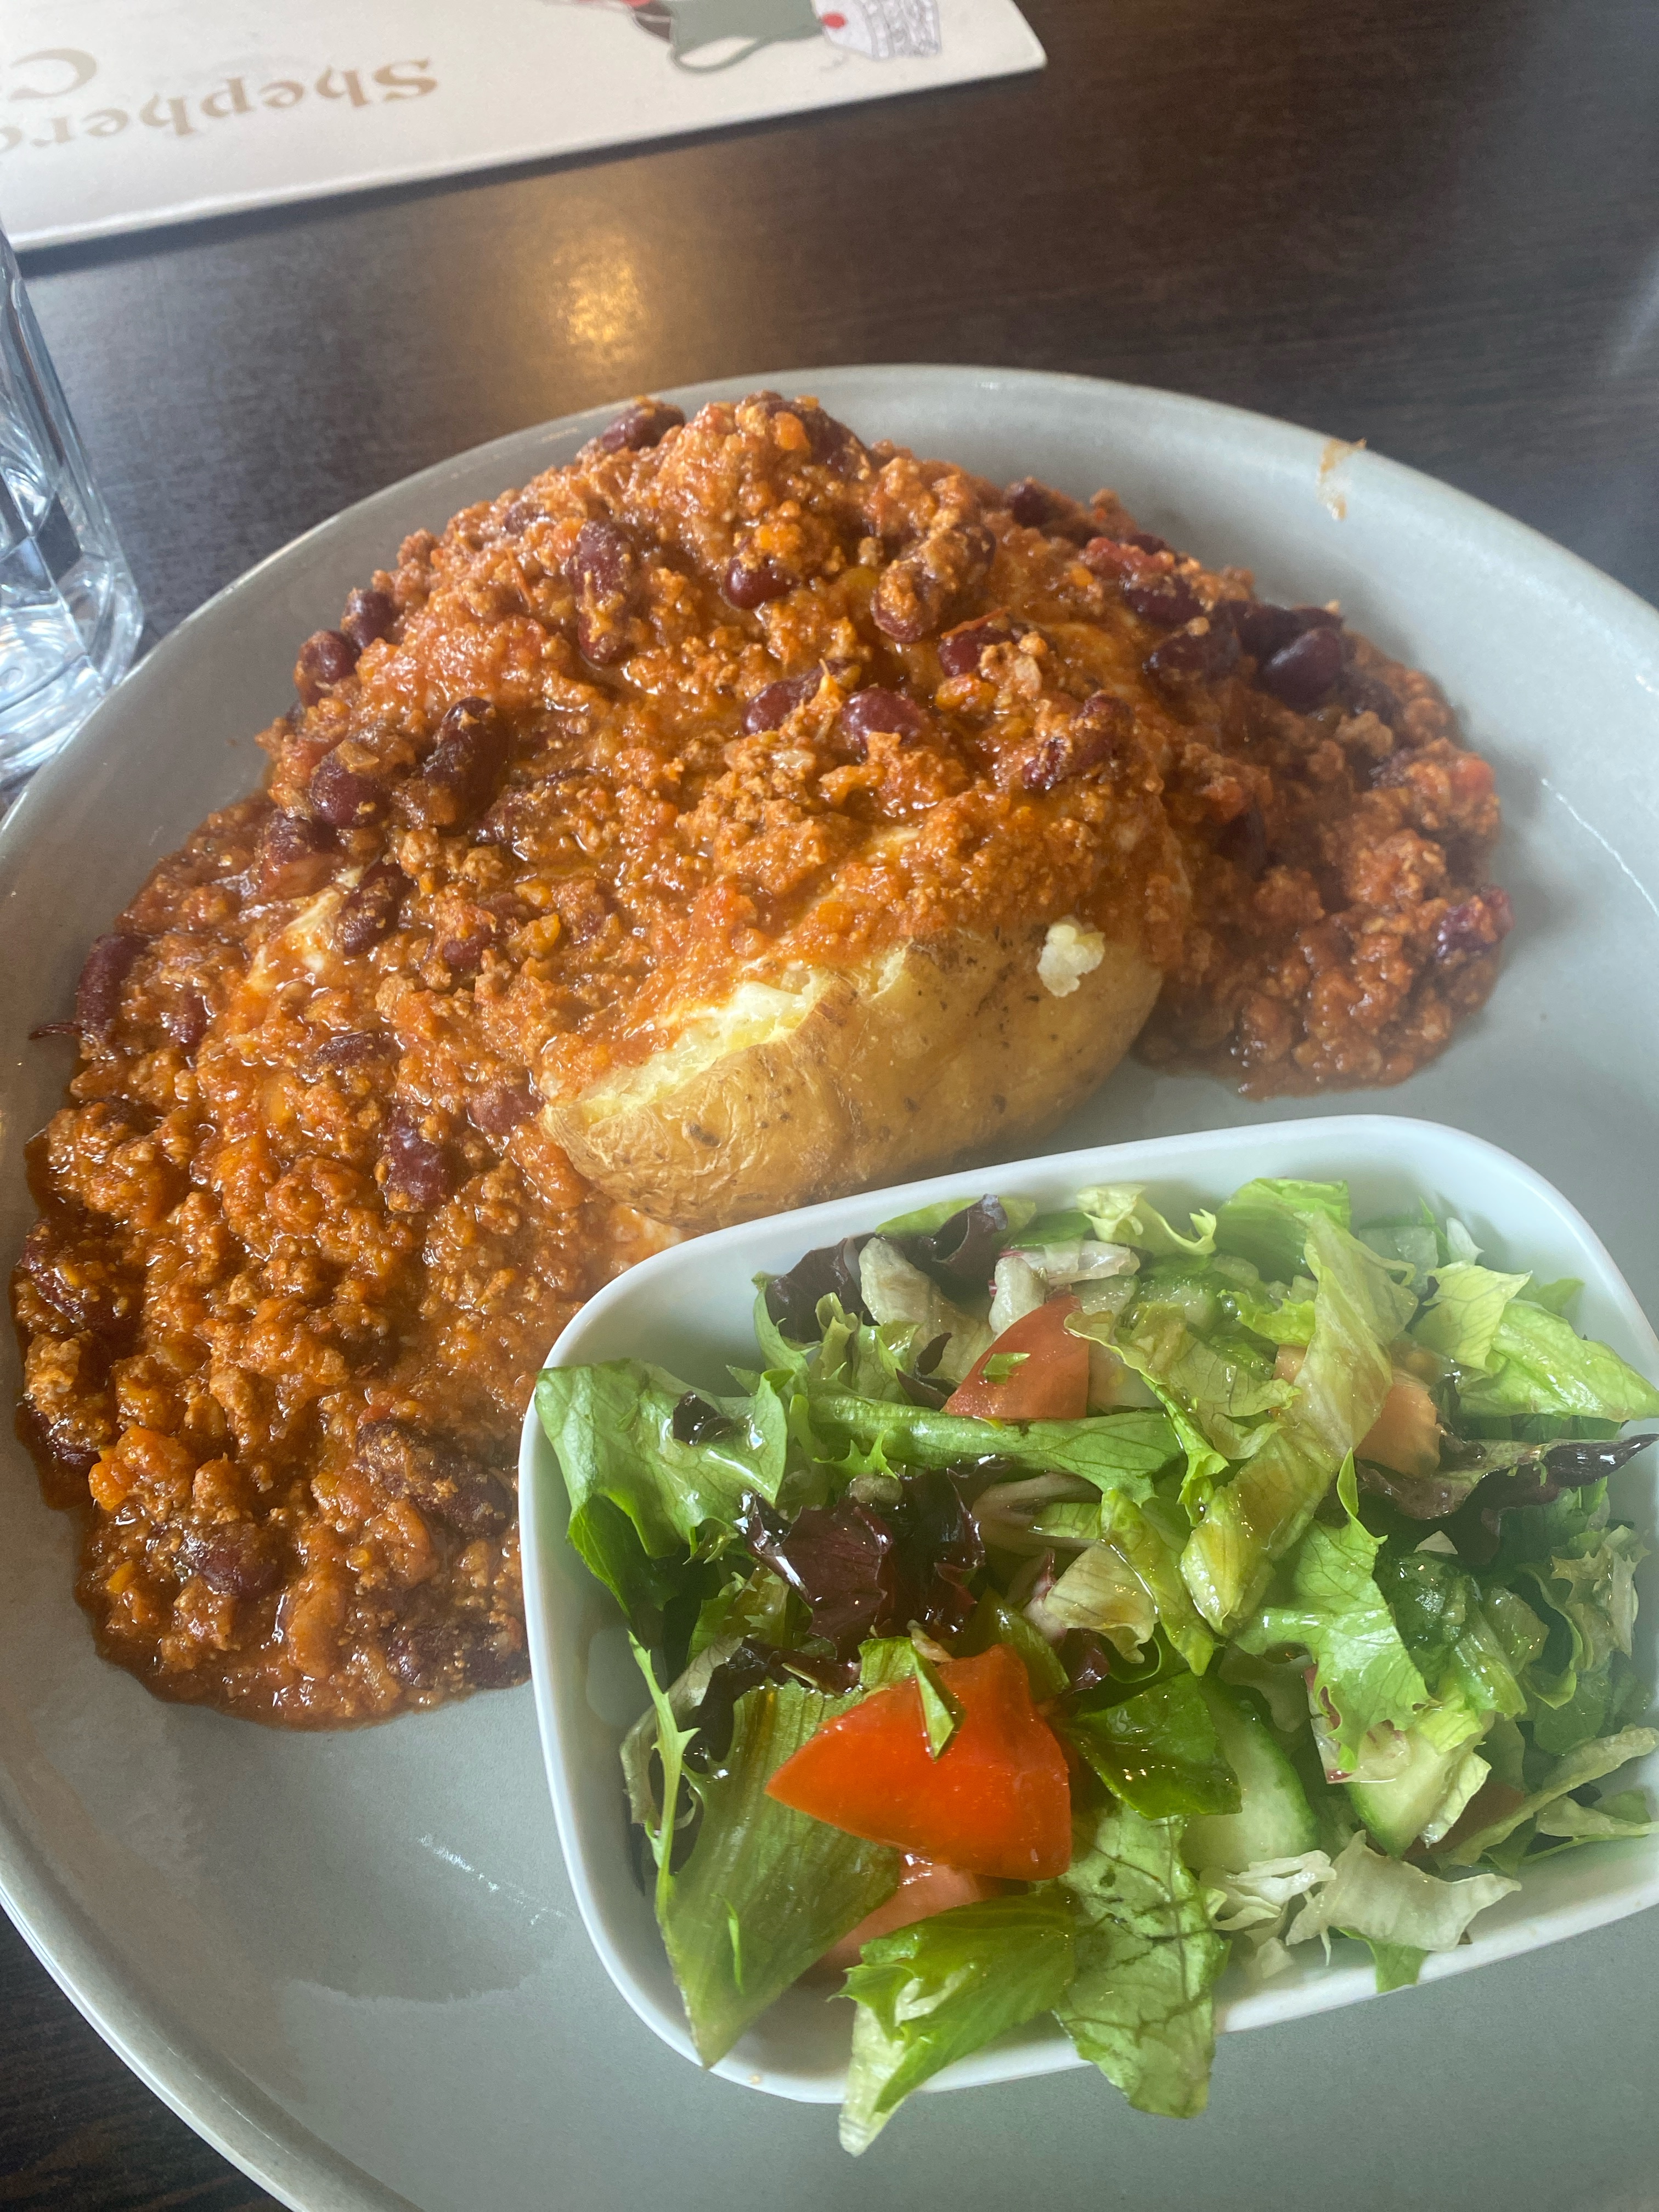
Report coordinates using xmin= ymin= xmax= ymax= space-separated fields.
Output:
xmin=7 ymin=0 xmax=1658 ymax=2202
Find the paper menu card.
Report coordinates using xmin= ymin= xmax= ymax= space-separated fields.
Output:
xmin=0 ymin=0 xmax=1043 ymax=252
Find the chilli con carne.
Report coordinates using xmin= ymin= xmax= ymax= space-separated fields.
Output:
xmin=10 ymin=391 xmax=1509 ymax=1725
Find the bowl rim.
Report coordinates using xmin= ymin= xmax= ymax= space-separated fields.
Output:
xmin=519 ymin=1110 xmax=1659 ymax=2105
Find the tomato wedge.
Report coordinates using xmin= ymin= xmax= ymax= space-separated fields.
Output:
xmin=944 ymin=1293 xmax=1088 ymax=1421
xmin=765 ymin=1642 xmax=1073 ymax=1880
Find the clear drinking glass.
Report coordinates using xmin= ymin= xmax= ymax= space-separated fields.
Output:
xmin=0 ymin=225 xmax=143 ymax=795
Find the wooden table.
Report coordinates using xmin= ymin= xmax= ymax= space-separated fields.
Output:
xmin=8 ymin=0 xmax=1658 ymax=2201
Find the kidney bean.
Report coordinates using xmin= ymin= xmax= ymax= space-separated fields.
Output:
xmin=18 ymin=1403 xmax=103 ymax=1493
xmin=357 ymin=1420 xmax=512 ymax=1537
xmin=19 ymin=1218 xmax=140 ymax=1340
xmin=572 ymin=517 xmax=635 ymax=598
xmin=751 ymin=392 xmax=867 ymax=478
xmin=1022 ymin=692 xmax=1131 ymax=792
xmin=467 ymin=1076 xmax=538 ymax=1138
xmin=500 ymin=494 xmax=542 ymax=535
xmin=798 ymin=403 xmax=867 ymax=478
xmin=74 ymin=931 xmax=147 ymax=1040
xmin=1122 ymin=573 xmax=1203 ymax=628
xmin=1259 ymin=624 xmax=1344 ymax=712
xmin=1006 ymin=478 xmax=1054 ymax=528
xmin=598 ymin=398 xmax=685 ymax=453
xmin=938 ymin=613 xmax=1014 ymax=678
xmin=340 ymin=587 xmax=397 ymax=653
xmin=437 ymin=917 xmax=498 ymax=973
xmin=160 ymin=992 xmax=210 ymax=1055
xmin=1144 ymin=623 xmax=1242 ymax=683
xmin=336 ymin=861 xmax=409 ymax=953
xmin=1434 ymin=885 xmax=1514 ymax=964
xmin=872 ymin=521 xmax=995 ymax=643
xmin=294 ymin=628 xmax=359 ymax=706
xmin=1344 ymin=669 xmax=1404 ymax=729
xmin=412 ymin=698 xmax=510 ymax=828
xmin=313 ymin=1029 xmax=394 ymax=1070
xmin=1123 ymin=529 xmax=1171 ymax=556
xmin=255 ymin=812 xmax=338 ymax=899
xmin=386 ymin=1616 xmax=528 ymax=1690
xmin=724 ymin=553 xmax=794 ymax=609
xmin=839 ymin=687 xmax=929 ymax=758
xmin=380 ymin=1105 xmax=456 ymax=1211
xmin=570 ymin=519 xmax=639 ymax=665
xmin=464 ymin=1633 xmax=534 ymax=1688
xmin=1004 ymin=478 xmax=1096 ymax=541
xmin=742 ymin=667 xmax=824 ymax=734
xmin=178 ymin=1522 xmax=282 ymax=1600
xmin=1216 ymin=800 xmax=1269 ymax=878
xmin=309 ymin=747 xmax=388 ymax=828
xmin=1229 ymin=600 xmax=1342 ymax=666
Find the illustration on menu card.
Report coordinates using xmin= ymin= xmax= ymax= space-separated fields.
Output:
xmin=549 ymin=0 xmax=942 ymax=67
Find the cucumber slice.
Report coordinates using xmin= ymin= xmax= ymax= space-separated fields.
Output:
xmin=1181 ymin=1682 xmax=1319 ymax=1873
xmin=1346 ymin=1728 xmax=1482 ymax=1858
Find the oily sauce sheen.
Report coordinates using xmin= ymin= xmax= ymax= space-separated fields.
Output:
xmin=10 ymin=393 xmax=1509 ymax=1725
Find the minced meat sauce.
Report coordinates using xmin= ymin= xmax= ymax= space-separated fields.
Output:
xmin=10 ymin=391 xmax=1509 ymax=1725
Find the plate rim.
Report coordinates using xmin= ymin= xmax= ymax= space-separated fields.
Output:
xmin=4 ymin=361 xmax=1658 ymax=2211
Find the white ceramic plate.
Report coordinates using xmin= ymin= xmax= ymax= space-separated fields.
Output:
xmin=3 ymin=368 xmax=1659 ymax=2212
xmin=521 ymin=1115 xmax=1659 ymax=2102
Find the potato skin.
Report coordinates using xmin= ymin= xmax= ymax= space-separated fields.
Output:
xmin=541 ymin=927 xmax=1161 ymax=1229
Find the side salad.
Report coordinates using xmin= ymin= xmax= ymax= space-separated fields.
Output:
xmin=535 ymin=1175 xmax=1659 ymax=2151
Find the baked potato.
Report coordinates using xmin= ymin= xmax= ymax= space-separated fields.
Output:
xmin=542 ymin=921 xmax=1163 ymax=1228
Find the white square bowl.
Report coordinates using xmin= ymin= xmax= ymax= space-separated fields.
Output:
xmin=518 ymin=1112 xmax=1659 ymax=2103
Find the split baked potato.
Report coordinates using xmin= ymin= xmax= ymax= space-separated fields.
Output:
xmin=542 ymin=922 xmax=1163 ymax=1229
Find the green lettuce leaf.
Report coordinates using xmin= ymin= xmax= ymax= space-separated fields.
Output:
xmin=646 ymin=1673 xmax=901 ymax=2065
xmin=1051 ymin=1805 xmax=1228 ymax=2118
xmin=1289 ymin=1830 xmax=1517 ymax=1953
xmin=1526 ymin=1524 xmax=1649 ymax=1677
xmin=752 ymin=1285 xmax=811 ymax=1378
xmin=1020 ymin=1207 xmax=1098 ymax=1245
xmin=1039 ymin=1542 xmax=1158 ymax=1655
xmin=1071 ymin=1307 xmax=1230 ymax=1505
xmin=1410 ymin=1262 xmax=1532 ymax=1370
xmin=958 ymin=1587 xmax=1070 ymax=1697
xmin=1076 ymin=1184 xmax=1218 ymax=1259
xmin=537 ymin=1360 xmax=789 ymax=1634
xmin=1373 ymin=1549 xmax=1527 ymax=1719
xmin=1180 ymin=1215 xmax=1419 ymax=1631
xmin=802 ymin=1387 xmax=1180 ymax=1495
xmin=1361 ymin=1211 xmax=1440 ymax=1288
xmin=1234 ymin=1460 xmax=1429 ymax=1769
xmin=1101 ymin=1492 xmax=1218 ymax=1675
xmin=1526 ymin=1653 xmax=1650 ymax=1756
xmin=873 ymin=1193 xmax=1036 ymax=1237
xmin=859 ymin=1635 xmax=962 ymax=1757
xmin=1533 ymin=1788 xmax=1658 ymax=1843
xmin=1440 ymin=1726 xmax=1659 ymax=1866
xmin=838 ymin=1896 xmax=1075 ymax=2153
xmin=1229 ymin=1288 xmax=1318 ymax=1348
xmin=1364 ymin=1939 xmax=1429 ymax=1993
xmin=1062 ymin=1674 xmax=1241 ymax=1820
xmin=1455 ymin=1302 xmax=1659 ymax=1422
xmin=1215 ymin=1178 xmax=1353 ymax=1280
xmin=1110 ymin=1301 xmax=1295 ymax=1466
